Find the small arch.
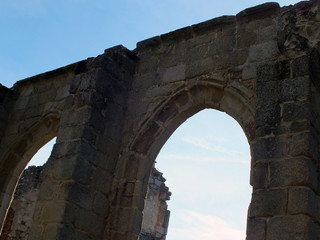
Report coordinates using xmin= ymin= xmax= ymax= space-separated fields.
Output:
xmin=0 ymin=113 xmax=60 ymax=233
xmin=155 ymin=109 xmax=251 ymax=239
xmin=108 ymin=80 xmax=254 ymax=238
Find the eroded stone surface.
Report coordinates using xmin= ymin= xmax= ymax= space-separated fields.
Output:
xmin=1 ymin=1 xmax=320 ymax=240
xmin=0 ymin=166 xmax=170 ymax=240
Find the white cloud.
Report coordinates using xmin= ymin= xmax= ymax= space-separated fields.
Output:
xmin=213 ymin=146 xmax=242 ymax=156
xmin=160 ymin=153 xmax=249 ymax=164
xmin=181 ymin=137 xmax=211 ymax=149
xmin=167 ymin=210 xmax=245 ymax=240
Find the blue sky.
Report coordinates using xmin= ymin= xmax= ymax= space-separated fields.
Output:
xmin=2 ymin=0 xmax=302 ymax=239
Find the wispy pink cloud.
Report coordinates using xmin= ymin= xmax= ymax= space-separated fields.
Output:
xmin=167 ymin=210 xmax=245 ymax=240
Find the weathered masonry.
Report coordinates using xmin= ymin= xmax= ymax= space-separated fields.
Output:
xmin=1 ymin=0 xmax=320 ymax=239
xmin=0 ymin=165 xmax=170 ymax=240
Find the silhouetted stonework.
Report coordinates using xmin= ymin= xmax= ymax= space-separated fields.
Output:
xmin=0 ymin=166 xmax=43 ymax=240
xmin=141 ymin=167 xmax=171 ymax=240
xmin=0 ymin=166 xmax=170 ymax=240
xmin=1 ymin=1 xmax=320 ymax=239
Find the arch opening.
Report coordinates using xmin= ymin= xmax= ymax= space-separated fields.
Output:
xmin=111 ymin=81 xmax=255 ymax=239
xmin=0 ymin=136 xmax=57 ymax=240
xmin=141 ymin=109 xmax=251 ymax=240
xmin=0 ymin=114 xmax=59 ymax=236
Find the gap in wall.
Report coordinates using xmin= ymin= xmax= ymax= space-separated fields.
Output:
xmin=155 ymin=109 xmax=251 ymax=240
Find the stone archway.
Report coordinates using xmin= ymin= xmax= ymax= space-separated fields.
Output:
xmin=1 ymin=1 xmax=320 ymax=240
xmin=0 ymin=113 xmax=59 ymax=233
xmin=105 ymin=78 xmax=255 ymax=239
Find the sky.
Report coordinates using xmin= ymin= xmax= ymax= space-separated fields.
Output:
xmin=1 ymin=0 xmax=302 ymax=239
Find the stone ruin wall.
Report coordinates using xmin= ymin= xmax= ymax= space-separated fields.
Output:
xmin=140 ymin=167 xmax=170 ymax=240
xmin=0 ymin=85 xmax=11 ymax=152
xmin=2 ymin=1 xmax=320 ymax=239
xmin=0 ymin=165 xmax=170 ymax=240
xmin=0 ymin=166 xmax=43 ymax=240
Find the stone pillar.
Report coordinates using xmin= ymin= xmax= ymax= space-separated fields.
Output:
xmin=140 ymin=167 xmax=171 ymax=240
xmin=27 ymin=46 xmax=138 ymax=240
xmin=0 ymin=84 xmax=12 ymax=148
xmin=248 ymin=50 xmax=320 ymax=239
xmin=0 ymin=84 xmax=14 ymax=233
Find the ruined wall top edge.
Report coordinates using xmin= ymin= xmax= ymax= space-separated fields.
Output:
xmin=6 ymin=0 xmax=317 ymax=91
xmin=135 ymin=1 xmax=315 ymax=51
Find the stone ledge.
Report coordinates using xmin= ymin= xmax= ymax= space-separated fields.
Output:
xmin=192 ymin=15 xmax=235 ymax=35
xmin=136 ymin=2 xmax=285 ymax=52
xmin=13 ymin=63 xmax=77 ymax=89
xmin=136 ymin=15 xmax=236 ymax=51
xmin=104 ymin=45 xmax=139 ymax=62
xmin=0 ymin=84 xmax=12 ymax=103
xmin=236 ymin=2 xmax=280 ymax=20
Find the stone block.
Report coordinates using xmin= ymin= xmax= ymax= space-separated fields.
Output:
xmin=309 ymin=49 xmax=320 ymax=91
xmin=110 ymin=208 xmax=132 ymax=233
xmin=286 ymin=132 xmax=318 ymax=160
xmin=248 ymin=189 xmax=287 ymax=217
xmin=251 ymin=161 xmax=268 ymax=189
xmin=253 ymin=136 xmax=284 ymax=160
xmin=131 ymin=122 xmax=160 ymax=154
xmin=56 ymin=125 xmax=84 ymax=143
xmin=58 ymin=224 xmax=89 ymax=240
xmin=119 ymin=194 xmax=142 ymax=209
xmin=188 ymin=44 xmax=209 ymax=61
xmin=27 ymin=224 xmax=44 ymax=240
xmin=242 ymin=62 xmax=258 ymax=80
xmin=247 ymin=217 xmax=266 ymax=240
xmin=208 ymin=33 xmax=235 ymax=55
xmin=67 ymin=182 xmax=94 ymax=210
xmin=192 ymin=15 xmax=235 ymax=36
xmin=38 ymin=89 xmax=56 ymax=105
xmin=25 ymin=106 xmax=41 ymax=119
xmin=281 ymin=77 xmax=310 ymax=101
xmin=248 ymin=41 xmax=279 ymax=62
xmin=256 ymin=81 xmax=281 ymax=108
xmin=257 ymin=25 xmax=277 ymax=43
xmin=108 ymin=231 xmax=127 ymax=240
xmin=41 ymin=201 xmax=68 ymax=223
xmin=59 ymin=107 xmax=91 ymax=127
xmin=162 ymin=64 xmax=186 ymax=83
xmin=267 ymin=215 xmax=314 ymax=240
xmin=236 ymin=29 xmax=256 ymax=49
xmin=291 ymin=54 xmax=311 ymax=78
xmin=236 ymin=2 xmax=280 ymax=21
xmin=288 ymin=187 xmax=320 ymax=223
xmin=256 ymin=124 xmax=287 ymax=138
xmin=14 ymin=96 xmax=29 ymax=110
xmin=290 ymin=120 xmax=311 ymax=133
xmin=174 ymin=91 xmax=191 ymax=108
xmin=161 ymin=26 xmax=193 ymax=45
xmin=136 ymin=36 xmax=162 ymax=51
xmin=188 ymin=85 xmax=224 ymax=108
xmin=256 ymin=105 xmax=281 ymax=128
xmin=269 ymin=158 xmax=317 ymax=189
xmin=185 ymin=58 xmax=214 ymax=79
xmin=130 ymin=210 xmax=143 ymax=236
xmin=74 ymin=208 xmax=105 ymax=237
xmin=0 ymin=105 xmax=7 ymax=120
xmin=45 ymin=154 xmax=92 ymax=185
xmin=256 ymin=60 xmax=290 ymax=83
xmin=27 ymin=94 xmax=39 ymax=108
xmin=93 ymin=191 xmax=110 ymax=217
xmin=43 ymin=224 xmax=59 ymax=239
xmin=91 ymin=168 xmax=112 ymax=195
xmin=124 ymin=155 xmax=141 ymax=180
xmin=282 ymin=101 xmax=312 ymax=122
xmin=37 ymin=180 xmax=59 ymax=201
